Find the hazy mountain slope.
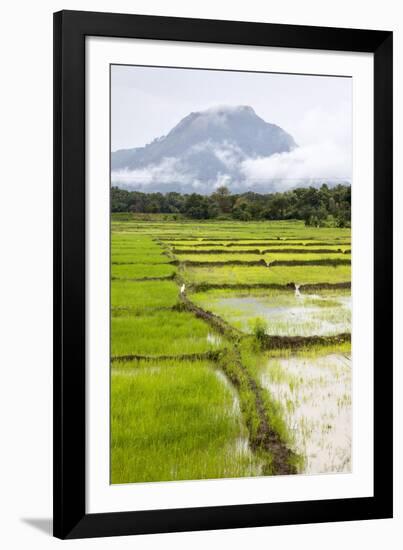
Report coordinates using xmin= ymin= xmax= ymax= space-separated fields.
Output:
xmin=111 ymin=105 xmax=297 ymax=193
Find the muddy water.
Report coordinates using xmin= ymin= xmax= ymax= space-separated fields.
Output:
xmin=260 ymin=354 xmax=351 ymax=474
xmin=215 ymin=293 xmax=351 ymax=336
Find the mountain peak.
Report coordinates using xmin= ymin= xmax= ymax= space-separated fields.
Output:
xmin=168 ymin=105 xmax=259 ymax=135
xmin=201 ymin=104 xmax=255 ymax=115
xmin=111 ymin=106 xmax=297 ymax=194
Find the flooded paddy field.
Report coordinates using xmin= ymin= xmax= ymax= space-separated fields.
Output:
xmin=111 ymin=217 xmax=352 ymax=483
xmin=260 ymin=353 xmax=351 ymax=474
xmin=191 ymin=288 xmax=351 ymax=337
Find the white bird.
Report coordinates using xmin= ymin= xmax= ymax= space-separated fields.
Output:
xmin=180 ymin=284 xmax=186 ymax=294
xmin=295 ymin=284 xmax=301 ymax=298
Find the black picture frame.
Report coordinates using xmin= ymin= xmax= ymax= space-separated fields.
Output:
xmin=53 ymin=9 xmax=393 ymax=540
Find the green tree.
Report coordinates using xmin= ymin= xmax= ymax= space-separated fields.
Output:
xmin=211 ymin=186 xmax=232 ymax=214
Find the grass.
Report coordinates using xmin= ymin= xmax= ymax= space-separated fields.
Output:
xmin=264 ymin=340 xmax=351 ymax=359
xmin=111 ymin=310 xmax=224 ymax=357
xmin=110 ymin=217 xmax=352 ymax=482
xmin=111 ymin=215 xmax=351 ymax=241
xmin=112 ymin=252 xmax=172 ymax=264
xmin=171 ymin=243 xmax=350 ymax=252
xmin=111 ymin=280 xmax=179 ymax=313
xmin=175 ymin=252 xmax=350 ymax=263
xmin=240 ymin=341 xmax=297 ymax=447
xmin=263 ymin=252 xmax=350 ymax=263
xmin=111 ymin=360 xmax=261 ymax=483
xmin=112 ymin=263 xmax=176 ymax=280
xmin=170 ymin=239 xmax=350 ymax=252
xmin=182 ymin=264 xmax=351 ymax=286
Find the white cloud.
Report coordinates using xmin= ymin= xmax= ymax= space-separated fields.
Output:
xmin=112 ymin=141 xmax=351 ymax=194
xmin=241 ymin=141 xmax=351 ymax=191
xmin=111 ymin=156 xmax=232 ymax=194
xmin=214 ymin=142 xmax=243 ymax=170
xmin=111 ymin=157 xmax=189 ymax=186
xmin=290 ymin=102 xmax=352 ymax=149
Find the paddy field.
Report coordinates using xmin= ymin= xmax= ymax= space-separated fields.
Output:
xmin=111 ymin=217 xmax=352 ymax=483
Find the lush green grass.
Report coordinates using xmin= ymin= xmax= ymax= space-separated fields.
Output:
xmin=175 ymin=252 xmax=350 ymax=263
xmin=111 ymin=235 xmax=171 ymax=264
xmin=111 ymin=360 xmax=261 ymax=483
xmin=264 ymin=340 xmax=351 ymax=359
xmin=111 ymin=280 xmax=179 ymax=313
xmin=182 ymin=264 xmax=351 ymax=286
xmin=263 ymin=252 xmax=350 ymax=262
xmin=170 ymin=241 xmax=350 ymax=250
xmin=111 ymin=310 xmax=224 ymax=357
xmin=172 ymin=245 xmax=350 ymax=253
xmin=111 ymin=216 xmax=351 ymax=241
xmin=177 ymin=253 xmax=265 ymax=263
xmin=110 ymin=217 xmax=352 ymax=482
xmin=112 ymin=241 xmax=164 ymax=251
xmin=111 ymin=235 xmax=159 ymax=247
xmin=112 ymin=263 xmax=176 ymax=280
xmin=238 ymin=340 xmax=297 ymax=447
xmin=112 ymin=252 xmax=172 ymax=264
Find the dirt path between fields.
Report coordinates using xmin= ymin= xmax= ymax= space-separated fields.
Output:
xmin=111 ymin=350 xmax=220 ymax=363
xmin=180 ymin=291 xmax=297 ymax=475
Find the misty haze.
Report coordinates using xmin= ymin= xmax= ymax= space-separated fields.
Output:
xmin=111 ymin=65 xmax=352 ymax=195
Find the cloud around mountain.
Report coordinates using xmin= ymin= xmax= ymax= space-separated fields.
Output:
xmin=111 ymin=105 xmax=350 ymax=194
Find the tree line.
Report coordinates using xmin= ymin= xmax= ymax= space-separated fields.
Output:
xmin=111 ymin=184 xmax=351 ymax=227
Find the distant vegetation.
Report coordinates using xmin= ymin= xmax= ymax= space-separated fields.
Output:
xmin=111 ymin=184 xmax=351 ymax=227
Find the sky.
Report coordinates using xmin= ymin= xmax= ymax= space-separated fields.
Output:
xmin=111 ymin=64 xmax=352 ymax=190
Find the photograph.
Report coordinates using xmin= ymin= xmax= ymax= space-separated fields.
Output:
xmin=110 ymin=64 xmax=352 ymax=484
xmin=0 ymin=0 xmax=395 ymax=544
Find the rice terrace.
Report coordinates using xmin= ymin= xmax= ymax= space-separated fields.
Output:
xmin=110 ymin=65 xmax=353 ymax=485
xmin=111 ymin=213 xmax=352 ymax=483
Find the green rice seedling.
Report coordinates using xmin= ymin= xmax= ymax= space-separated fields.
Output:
xmin=110 ymin=218 xmax=351 ymax=478
xmin=175 ymin=253 xmax=262 ymax=262
xmin=238 ymin=344 xmax=300 ymax=458
xmin=182 ymin=264 xmax=351 ymax=287
xmin=111 ymin=263 xmax=176 ymax=280
xmin=263 ymin=252 xmax=350 ymax=263
xmin=171 ymin=243 xmax=350 ymax=253
xmin=111 ymin=236 xmax=160 ymax=248
xmin=111 ymin=280 xmax=179 ymax=313
xmin=111 ymin=252 xmax=172 ymax=264
xmin=111 ymin=310 xmax=225 ymax=357
xmin=111 ymin=360 xmax=261 ymax=483
xmin=111 ymin=217 xmax=350 ymax=243
xmin=175 ymin=252 xmax=350 ymax=266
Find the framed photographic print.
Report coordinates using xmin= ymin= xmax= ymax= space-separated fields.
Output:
xmin=53 ymin=10 xmax=393 ymax=539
